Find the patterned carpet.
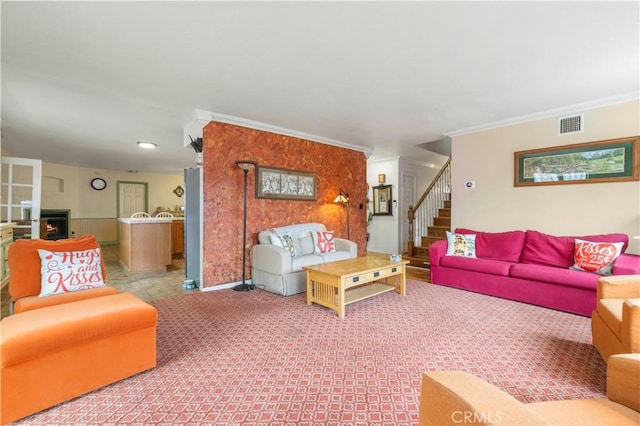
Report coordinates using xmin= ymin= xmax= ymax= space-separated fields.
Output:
xmin=16 ymin=280 xmax=606 ymax=425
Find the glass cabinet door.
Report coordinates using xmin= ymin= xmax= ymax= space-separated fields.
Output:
xmin=1 ymin=157 xmax=42 ymax=239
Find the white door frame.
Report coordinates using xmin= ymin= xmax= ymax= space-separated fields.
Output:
xmin=400 ymin=173 xmax=416 ymax=253
xmin=1 ymin=157 xmax=42 ymax=238
xmin=117 ymin=181 xmax=148 ymax=218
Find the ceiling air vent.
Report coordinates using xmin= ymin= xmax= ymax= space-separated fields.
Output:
xmin=558 ymin=113 xmax=584 ymax=135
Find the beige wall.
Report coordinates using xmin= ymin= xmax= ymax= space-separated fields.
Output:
xmin=451 ymin=100 xmax=640 ymax=254
xmin=41 ymin=162 xmax=184 ymax=218
xmin=367 ymin=157 xmax=400 ymax=253
xmin=42 ymin=162 xmax=80 ymax=213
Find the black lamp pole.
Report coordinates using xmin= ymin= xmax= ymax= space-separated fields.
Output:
xmin=334 ymin=188 xmax=350 ymax=240
xmin=233 ymin=160 xmax=256 ymax=292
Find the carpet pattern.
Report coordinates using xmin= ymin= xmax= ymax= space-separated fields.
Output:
xmin=16 ymin=280 xmax=606 ymax=425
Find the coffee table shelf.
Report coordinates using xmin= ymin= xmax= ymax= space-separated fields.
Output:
xmin=344 ymin=282 xmax=396 ymax=305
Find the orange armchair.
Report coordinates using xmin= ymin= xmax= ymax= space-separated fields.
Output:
xmin=7 ymin=234 xmax=119 ymax=314
xmin=591 ymin=275 xmax=640 ymax=362
xmin=1 ymin=234 xmax=157 ymax=424
xmin=419 ymin=354 xmax=640 ymax=425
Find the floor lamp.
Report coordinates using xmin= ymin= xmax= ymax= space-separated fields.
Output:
xmin=333 ymin=188 xmax=350 ymax=240
xmin=233 ymin=160 xmax=257 ymax=291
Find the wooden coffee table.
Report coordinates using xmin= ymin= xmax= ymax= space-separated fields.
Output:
xmin=304 ymin=255 xmax=409 ymax=318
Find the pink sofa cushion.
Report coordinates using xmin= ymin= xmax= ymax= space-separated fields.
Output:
xmin=440 ymin=256 xmax=513 ymax=276
xmin=455 ymin=228 xmax=525 ymax=262
xmin=613 ymin=254 xmax=640 ymax=275
xmin=519 ymin=230 xmax=629 ymax=268
xmin=509 ymin=263 xmax=599 ymax=291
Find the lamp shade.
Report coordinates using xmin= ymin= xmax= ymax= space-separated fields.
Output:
xmin=333 ymin=189 xmax=349 ymax=203
xmin=235 ymin=160 xmax=256 ymax=171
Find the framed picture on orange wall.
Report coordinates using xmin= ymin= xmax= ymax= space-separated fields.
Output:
xmin=256 ymin=165 xmax=318 ymax=201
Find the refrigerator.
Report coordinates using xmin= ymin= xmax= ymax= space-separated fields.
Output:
xmin=184 ymin=167 xmax=203 ymax=290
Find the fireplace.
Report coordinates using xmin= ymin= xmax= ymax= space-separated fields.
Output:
xmin=40 ymin=209 xmax=70 ymax=240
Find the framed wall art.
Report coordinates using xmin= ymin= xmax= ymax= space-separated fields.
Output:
xmin=173 ymin=185 xmax=184 ymax=197
xmin=514 ymin=136 xmax=639 ymax=187
xmin=256 ymin=165 xmax=318 ymax=201
xmin=372 ymin=184 xmax=392 ymax=216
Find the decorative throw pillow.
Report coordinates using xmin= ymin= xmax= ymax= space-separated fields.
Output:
xmin=445 ymin=231 xmax=476 ymax=257
xmin=38 ymin=247 xmax=106 ymax=297
xmin=295 ymin=233 xmax=316 ymax=256
xmin=571 ymin=238 xmax=623 ymax=275
xmin=313 ymin=231 xmax=336 ymax=253
xmin=270 ymin=234 xmax=284 ymax=247
xmin=279 ymin=234 xmax=297 ymax=257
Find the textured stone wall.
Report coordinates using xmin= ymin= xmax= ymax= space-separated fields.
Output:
xmin=202 ymin=122 xmax=367 ymax=287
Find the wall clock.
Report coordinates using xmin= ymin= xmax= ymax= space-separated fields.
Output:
xmin=90 ymin=178 xmax=107 ymax=191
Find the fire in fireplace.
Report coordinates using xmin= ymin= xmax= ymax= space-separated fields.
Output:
xmin=40 ymin=209 xmax=70 ymax=240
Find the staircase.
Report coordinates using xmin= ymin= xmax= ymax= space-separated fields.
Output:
xmin=404 ymin=158 xmax=451 ymax=270
xmin=404 ymin=197 xmax=450 ymax=267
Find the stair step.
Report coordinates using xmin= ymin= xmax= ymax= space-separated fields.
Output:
xmin=422 ymin=236 xmax=445 ymax=247
xmin=428 ymin=225 xmax=449 ymax=238
xmin=414 ymin=246 xmax=429 ymax=257
xmin=443 ymin=200 xmax=451 ymax=208
xmin=438 ymin=208 xmax=451 ymax=218
xmin=433 ymin=216 xmax=451 ymax=227
xmin=402 ymin=254 xmax=429 ymax=268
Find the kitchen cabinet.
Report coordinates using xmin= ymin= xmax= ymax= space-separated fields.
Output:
xmin=117 ymin=218 xmax=172 ymax=273
xmin=171 ymin=219 xmax=184 ymax=257
xmin=1 ymin=224 xmax=15 ymax=289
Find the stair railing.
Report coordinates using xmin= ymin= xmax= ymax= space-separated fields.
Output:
xmin=407 ymin=158 xmax=451 ymax=255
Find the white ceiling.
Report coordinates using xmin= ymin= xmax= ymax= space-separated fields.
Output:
xmin=2 ymin=1 xmax=638 ymax=175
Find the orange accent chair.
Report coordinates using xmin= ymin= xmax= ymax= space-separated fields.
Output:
xmin=418 ymin=354 xmax=640 ymax=425
xmin=1 ymin=235 xmax=158 ymax=425
xmin=591 ymin=275 xmax=640 ymax=362
xmin=7 ymin=234 xmax=119 ymax=313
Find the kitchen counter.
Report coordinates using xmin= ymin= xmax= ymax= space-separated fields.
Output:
xmin=118 ymin=217 xmax=173 ymax=224
xmin=1 ymin=223 xmax=15 ymax=289
xmin=117 ymin=218 xmax=172 ymax=273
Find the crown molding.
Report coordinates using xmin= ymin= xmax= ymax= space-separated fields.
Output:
xmin=183 ymin=109 xmax=214 ymax=147
xmin=445 ymin=92 xmax=639 ymax=138
xmin=367 ymin=155 xmax=400 ymax=165
xmin=210 ymin=112 xmax=374 ymax=158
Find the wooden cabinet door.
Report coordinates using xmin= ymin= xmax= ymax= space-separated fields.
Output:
xmin=171 ymin=220 xmax=184 ymax=256
xmin=1 ymin=227 xmax=14 ymax=289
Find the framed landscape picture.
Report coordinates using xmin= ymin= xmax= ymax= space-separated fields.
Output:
xmin=514 ymin=136 xmax=639 ymax=187
xmin=255 ymin=166 xmax=317 ymax=201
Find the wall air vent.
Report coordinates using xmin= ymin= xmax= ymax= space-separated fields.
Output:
xmin=558 ymin=113 xmax=584 ymax=135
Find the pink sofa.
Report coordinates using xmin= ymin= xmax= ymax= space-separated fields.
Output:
xmin=429 ymin=229 xmax=640 ymax=316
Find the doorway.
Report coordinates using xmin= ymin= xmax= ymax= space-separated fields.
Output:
xmin=117 ymin=181 xmax=148 ymax=218
xmin=400 ymin=173 xmax=416 ymax=253
xmin=1 ymin=157 xmax=43 ymax=238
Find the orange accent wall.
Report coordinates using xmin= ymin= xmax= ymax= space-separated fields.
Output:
xmin=202 ymin=122 xmax=367 ymax=287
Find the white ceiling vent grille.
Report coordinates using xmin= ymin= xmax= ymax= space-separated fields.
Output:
xmin=558 ymin=113 xmax=584 ymax=135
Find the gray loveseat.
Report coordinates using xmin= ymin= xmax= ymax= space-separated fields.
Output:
xmin=251 ymin=223 xmax=357 ymax=296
